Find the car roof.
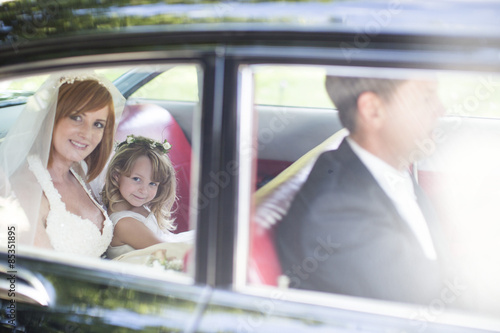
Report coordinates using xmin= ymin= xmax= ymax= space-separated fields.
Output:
xmin=1 ymin=0 xmax=500 ymax=47
xmin=1 ymin=0 xmax=500 ymax=75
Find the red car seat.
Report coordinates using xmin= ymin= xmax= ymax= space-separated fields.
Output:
xmin=115 ymin=103 xmax=192 ymax=233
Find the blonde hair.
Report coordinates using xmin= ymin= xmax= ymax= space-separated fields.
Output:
xmin=102 ymin=137 xmax=177 ymax=231
xmin=50 ymin=79 xmax=115 ymax=181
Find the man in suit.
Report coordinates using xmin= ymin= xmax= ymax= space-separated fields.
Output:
xmin=276 ymin=75 xmax=449 ymax=304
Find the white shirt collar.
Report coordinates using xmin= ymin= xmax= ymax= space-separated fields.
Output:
xmin=346 ymin=137 xmax=437 ymax=260
xmin=346 ymin=137 xmax=414 ymax=199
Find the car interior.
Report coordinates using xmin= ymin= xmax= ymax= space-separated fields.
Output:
xmin=2 ymin=63 xmax=500 ymax=319
xmin=125 ymin=65 xmax=500 ymax=309
xmin=114 ymin=103 xmax=193 ymax=233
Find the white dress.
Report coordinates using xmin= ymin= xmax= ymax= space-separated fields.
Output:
xmin=107 ymin=210 xmax=195 ymax=259
xmin=28 ymin=155 xmax=113 ymax=257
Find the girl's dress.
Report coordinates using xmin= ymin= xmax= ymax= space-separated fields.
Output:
xmin=106 ymin=209 xmax=194 ymax=259
xmin=28 ymin=155 xmax=113 ymax=257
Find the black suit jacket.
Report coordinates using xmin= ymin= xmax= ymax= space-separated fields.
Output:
xmin=276 ymin=139 xmax=449 ymax=304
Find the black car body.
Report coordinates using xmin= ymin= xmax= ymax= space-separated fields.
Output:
xmin=1 ymin=0 xmax=500 ymax=332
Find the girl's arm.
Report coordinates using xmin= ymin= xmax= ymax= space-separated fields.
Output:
xmin=111 ymin=217 xmax=164 ymax=249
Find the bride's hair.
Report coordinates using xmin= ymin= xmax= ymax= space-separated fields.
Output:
xmin=49 ymin=79 xmax=115 ymax=181
xmin=102 ymin=136 xmax=177 ymax=231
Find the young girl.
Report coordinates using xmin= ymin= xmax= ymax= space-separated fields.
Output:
xmin=102 ymin=134 xmax=194 ymax=260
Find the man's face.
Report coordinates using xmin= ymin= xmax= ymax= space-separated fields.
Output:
xmin=380 ymin=80 xmax=445 ymax=167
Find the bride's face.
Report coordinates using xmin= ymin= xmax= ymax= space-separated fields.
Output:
xmin=51 ymin=106 xmax=110 ymax=166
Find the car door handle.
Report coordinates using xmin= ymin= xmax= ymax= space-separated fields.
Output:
xmin=0 ymin=263 xmax=53 ymax=306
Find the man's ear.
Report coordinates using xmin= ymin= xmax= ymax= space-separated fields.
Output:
xmin=356 ymin=91 xmax=385 ymax=129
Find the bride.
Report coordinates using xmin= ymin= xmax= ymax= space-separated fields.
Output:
xmin=0 ymin=72 xmax=125 ymax=257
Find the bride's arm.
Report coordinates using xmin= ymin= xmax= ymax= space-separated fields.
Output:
xmin=33 ymin=195 xmax=53 ymax=249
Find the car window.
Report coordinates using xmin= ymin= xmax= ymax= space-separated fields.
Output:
xmin=0 ymin=69 xmax=130 ymax=141
xmin=0 ymin=64 xmax=199 ymax=281
xmin=130 ymin=65 xmax=199 ymax=102
xmin=438 ymin=72 xmax=500 ymax=118
xmin=0 ymin=69 xmax=128 ymax=108
xmin=238 ymin=64 xmax=500 ymax=324
xmin=254 ymin=66 xmax=333 ymax=108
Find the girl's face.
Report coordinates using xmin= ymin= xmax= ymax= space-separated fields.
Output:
xmin=52 ymin=106 xmax=109 ymax=166
xmin=117 ymin=155 xmax=159 ymax=207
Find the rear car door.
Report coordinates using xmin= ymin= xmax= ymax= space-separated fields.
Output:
xmin=197 ymin=34 xmax=500 ymax=332
xmin=0 ymin=34 xmax=220 ymax=332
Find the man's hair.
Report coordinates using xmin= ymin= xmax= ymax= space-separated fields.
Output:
xmin=50 ymin=79 xmax=115 ymax=181
xmin=325 ymin=76 xmax=405 ymax=133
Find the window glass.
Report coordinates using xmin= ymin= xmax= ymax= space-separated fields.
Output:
xmin=438 ymin=72 xmax=500 ymax=118
xmin=242 ymin=64 xmax=500 ymax=323
xmin=253 ymin=66 xmax=500 ymax=117
xmin=0 ymin=64 xmax=199 ymax=280
xmin=130 ymin=65 xmax=199 ymax=102
xmin=0 ymin=69 xmax=127 ymax=107
xmin=254 ymin=66 xmax=333 ymax=108
xmin=0 ymin=69 xmax=129 ymax=141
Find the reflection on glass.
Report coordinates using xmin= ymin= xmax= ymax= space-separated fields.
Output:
xmin=0 ymin=64 xmax=199 ymax=280
xmin=247 ymin=65 xmax=500 ymax=321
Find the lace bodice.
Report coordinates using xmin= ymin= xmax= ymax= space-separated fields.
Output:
xmin=107 ymin=209 xmax=194 ymax=259
xmin=28 ymin=155 xmax=113 ymax=257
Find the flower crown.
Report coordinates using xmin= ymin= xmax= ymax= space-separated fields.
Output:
xmin=58 ymin=72 xmax=107 ymax=88
xmin=115 ymin=135 xmax=172 ymax=154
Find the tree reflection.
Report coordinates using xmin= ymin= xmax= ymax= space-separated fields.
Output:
xmin=0 ymin=0 xmax=326 ymax=49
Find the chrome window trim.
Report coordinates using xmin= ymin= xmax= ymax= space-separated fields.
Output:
xmin=239 ymin=285 xmax=500 ymax=332
xmin=188 ymin=69 xmax=203 ymax=257
xmin=233 ymin=65 xmax=255 ymax=288
xmin=0 ymin=50 xmax=204 ymax=79
xmin=15 ymin=245 xmax=193 ymax=286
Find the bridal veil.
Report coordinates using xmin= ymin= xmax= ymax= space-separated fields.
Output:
xmin=0 ymin=70 xmax=125 ymax=246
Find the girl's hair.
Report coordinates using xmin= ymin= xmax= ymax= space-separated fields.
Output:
xmin=50 ymin=79 xmax=115 ymax=181
xmin=102 ymin=137 xmax=177 ymax=231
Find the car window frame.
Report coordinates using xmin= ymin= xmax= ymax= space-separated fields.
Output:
xmin=228 ymin=46 xmax=500 ymax=333
xmin=0 ymin=54 xmax=214 ymax=286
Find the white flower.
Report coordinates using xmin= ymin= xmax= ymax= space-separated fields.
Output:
xmin=163 ymin=142 xmax=172 ymax=151
xmin=151 ymin=259 xmax=164 ymax=270
xmin=150 ymin=143 xmax=156 ymax=149
xmin=126 ymin=136 xmax=134 ymax=144
xmin=164 ymin=259 xmax=183 ymax=271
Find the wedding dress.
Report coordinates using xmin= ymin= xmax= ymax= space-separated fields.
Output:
xmin=28 ymin=155 xmax=113 ymax=257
